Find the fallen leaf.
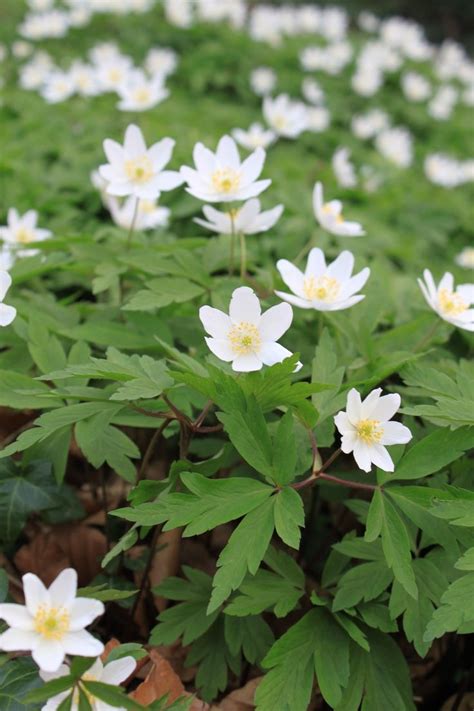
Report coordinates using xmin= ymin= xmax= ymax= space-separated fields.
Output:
xmin=130 ymin=649 xmax=185 ymax=706
xmin=150 ymin=528 xmax=182 ymax=612
xmin=215 ymin=678 xmax=262 ymax=710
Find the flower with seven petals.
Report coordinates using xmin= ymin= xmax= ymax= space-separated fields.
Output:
xmin=275 ymin=248 xmax=370 ymax=311
xmin=313 ymin=182 xmax=365 ymax=237
xmin=334 ymin=388 xmax=412 ymax=472
xmin=0 ymin=568 xmax=104 ymax=672
xmin=417 ymin=270 xmax=474 ymax=331
xmin=199 ymin=286 xmax=299 ymax=372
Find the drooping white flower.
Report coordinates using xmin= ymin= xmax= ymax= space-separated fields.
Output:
xmin=99 ymin=124 xmax=182 ymax=200
xmin=313 ymin=182 xmax=365 ymax=237
xmin=0 ymin=208 xmax=52 ymax=257
xmin=232 ymin=123 xmax=276 ymax=151
xmin=108 ymin=196 xmax=170 ymax=231
xmin=263 ymin=94 xmax=308 ymax=138
xmin=195 ymin=199 xmax=282 ymax=235
xmin=0 ymin=271 xmax=16 ymax=326
xmin=375 ymin=127 xmax=413 ymax=168
xmin=199 ymin=286 xmax=298 ymax=372
xmin=455 ymin=247 xmax=474 ymax=270
xmin=116 ymin=70 xmax=168 ymax=112
xmin=40 ymin=656 xmax=136 ymax=711
xmin=180 ymin=135 xmax=270 ymax=203
xmin=417 ymin=270 xmax=474 ymax=331
xmin=332 ymin=147 xmax=357 ymax=188
xmin=335 ymin=388 xmax=412 ymax=472
xmin=0 ymin=568 xmax=104 ymax=672
xmin=276 ymin=248 xmax=369 ymax=311
xmin=249 ymin=66 xmax=276 ymax=96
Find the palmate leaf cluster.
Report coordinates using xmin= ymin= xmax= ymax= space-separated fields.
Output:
xmin=0 ymin=1 xmax=473 ymax=708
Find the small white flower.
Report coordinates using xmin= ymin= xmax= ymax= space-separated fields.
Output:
xmin=108 ymin=196 xmax=170 ymax=231
xmin=195 ymin=198 xmax=283 ymax=235
xmin=351 ymin=109 xmax=389 ymax=140
xmin=0 ymin=208 xmax=52 ymax=257
xmin=263 ymin=94 xmax=308 ymax=138
xmin=0 ymin=271 xmax=16 ymax=326
xmin=424 ymin=153 xmax=466 ymax=188
xmin=116 ymin=70 xmax=168 ymax=112
xmin=249 ymin=66 xmax=276 ymax=96
xmin=335 ymin=388 xmax=412 ymax=472
xmin=276 ymin=248 xmax=369 ymax=311
xmin=180 ymin=135 xmax=270 ymax=203
xmin=305 ymin=106 xmax=330 ymax=133
xmin=232 ymin=123 xmax=276 ymax=151
xmin=332 ymin=147 xmax=357 ymax=188
xmin=313 ymin=182 xmax=365 ymax=237
xmin=455 ymin=247 xmax=474 ymax=270
xmin=99 ymin=124 xmax=182 ymax=200
xmin=375 ymin=127 xmax=413 ymax=168
xmin=69 ymin=61 xmax=100 ymax=97
xmin=0 ymin=568 xmax=104 ymax=672
xmin=301 ymin=77 xmax=324 ymax=105
xmin=199 ymin=286 xmax=298 ymax=372
xmin=96 ymin=56 xmax=133 ymax=92
xmin=418 ymin=270 xmax=474 ymax=331
xmin=144 ymin=47 xmax=178 ymax=78
xmin=40 ymin=71 xmax=75 ymax=104
xmin=401 ymin=71 xmax=431 ymax=102
xmin=40 ymin=655 xmax=136 ymax=711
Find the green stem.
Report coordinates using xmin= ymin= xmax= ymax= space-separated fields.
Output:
xmin=126 ymin=197 xmax=140 ymax=250
xmin=414 ymin=318 xmax=442 ymax=352
xmin=229 ymin=213 xmax=236 ymax=276
xmin=239 ymin=231 xmax=247 ymax=280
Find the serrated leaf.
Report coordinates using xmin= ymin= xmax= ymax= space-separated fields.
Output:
xmin=273 ymin=487 xmax=304 ymax=549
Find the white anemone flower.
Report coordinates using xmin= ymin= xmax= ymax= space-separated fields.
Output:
xmin=0 ymin=208 xmax=52 ymax=257
xmin=40 ymin=656 xmax=137 ymax=711
xmin=276 ymin=248 xmax=370 ymax=311
xmin=99 ymin=124 xmax=182 ymax=200
xmin=263 ymin=94 xmax=308 ymax=138
xmin=455 ymin=247 xmax=474 ymax=270
xmin=249 ymin=66 xmax=276 ymax=96
xmin=199 ymin=286 xmax=299 ymax=372
xmin=418 ymin=270 xmax=474 ymax=331
xmin=108 ymin=196 xmax=170 ymax=231
xmin=313 ymin=183 xmax=365 ymax=237
xmin=232 ymin=123 xmax=276 ymax=151
xmin=0 ymin=568 xmax=104 ymax=672
xmin=334 ymin=388 xmax=412 ymax=472
xmin=332 ymin=147 xmax=358 ymax=188
xmin=0 ymin=271 xmax=16 ymax=326
xmin=116 ymin=70 xmax=168 ymax=112
xmin=180 ymin=135 xmax=270 ymax=203
xmin=194 ymin=199 xmax=283 ymax=235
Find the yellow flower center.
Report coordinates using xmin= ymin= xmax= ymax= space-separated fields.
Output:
xmin=133 ymin=87 xmax=151 ymax=104
xmin=438 ymin=288 xmax=468 ymax=316
xmin=274 ymin=115 xmax=287 ymax=130
xmin=211 ymin=168 xmax=240 ymax=194
xmin=322 ymin=203 xmax=344 ymax=223
xmin=356 ymin=419 xmax=383 ymax=444
xmin=124 ymin=155 xmax=154 ymax=183
xmin=303 ymin=275 xmax=340 ymax=302
xmin=15 ymin=227 xmax=35 ymax=244
xmin=73 ymin=673 xmax=97 ymax=704
xmin=228 ymin=322 xmax=261 ymax=355
xmin=139 ymin=200 xmax=156 ymax=214
xmin=107 ymin=68 xmax=122 ymax=83
xmin=34 ymin=605 xmax=70 ymax=641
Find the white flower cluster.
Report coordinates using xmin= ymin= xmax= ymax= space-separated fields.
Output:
xmin=424 ymin=154 xmax=474 ymax=188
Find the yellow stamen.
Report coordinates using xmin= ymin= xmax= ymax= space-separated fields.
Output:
xmin=211 ymin=168 xmax=240 ymax=194
xmin=16 ymin=227 xmax=34 ymax=244
xmin=356 ymin=419 xmax=383 ymax=444
xmin=438 ymin=288 xmax=467 ymax=317
xmin=303 ymin=275 xmax=340 ymax=302
xmin=228 ymin=322 xmax=261 ymax=355
xmin=133 ymin=87 xmax=151 ymax=104
xmin=322 ymin=203 xmax=344 ymax=223
xmin=34 ymin=605 xmax=70 ymax=641
xmin=124 ymin=155 xmax=153 ymax=183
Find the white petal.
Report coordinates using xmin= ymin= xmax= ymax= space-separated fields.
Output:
xmin=154 ymin=171 xmax=184 ymax=191
xmin=232 ymin=353 xmax=262 ymax=372
xmin=0 ymin=303 xmax=15 ymax=327
xmin=103 ymin=139 xmax=124 ymax=166
xmin=422 ymin=269 xmax=438 ymax=301
xmin=276 ymin=260 xmax=305 ymax=297
xmin=340 ymin=431 xmax=357 ymax=453
xmin=193 ymin=142 xmax=216 ymax=176
xmin=380 ymin=421 xmax=412 ymax=445
xmin=323 ymin=295 xmax=365 ymax=311
xmin=240 ymin=147 xmax=265 ymax=184
xmin=32 ymin=639 xmax=65 ymax=672
xmin=345 ymin=388 xmax=362 ymax=424
xmin=352 ymin=441 xmax=373 ymax=472
xmin=101 ymin=656 xmax=136 ymax=685
xmin=69 ymin=597 xmax=104 ymax=630
xmin=0 ymin=604 xmax=33 ymax=630
xmin=438 ymin=272 xmax=454 ymax=293
xmin=124 ymin=124 xmax=147 ymax=158
xmin=340 ymin=268 xmax=370 ymax=299
xmin=334 ymin=412 xmax=354 ymax=436
xmin=0 ymin=270 xmax=12 ymax=302
xmin=274 ymin=291 xmax=312 ymax=309
xmin=216 ymin=135 xmax=240 ymax=169
xmin=305 ymin=248 xmax=326 ymax=277
xmin=327 ymin=251 xmax=354 ymax=281
xmin=259 ymin=302 xmax=293 ymax=342
xmin=234 ymin=179 xmax=271 ymax=200
xmin=418 ymin=278 xmax=435 ymax=310
xmin=23 ymin=573 xmax=49 ymax=615
xmin=229 ymin=287 xmax=261 ymax=324
xmin=199 ymin=306 xmax=232 ymax=338
xmin=371 ymin=393 xmax=401 ymax=422
xmin=312 ymin=181 xmax=323 ymax=219
xmin=251 ymin=204 xmax=283 ymax=233
xmin=48 ymin=569 xmax=77 ymax=609
xmin=360 ymin=388 xmax=383 ymax=419
xmin=61 ymin=630 xmax=104 ymax=657
xmin=40 ymin=665 xmax=69 ymax=683
xmin=370 ymin=444 xmax=394 ymax=472
xmin=148 ymin=137 xmax=174 ymax=171
xmin=205 ymin=337 xmax=234 ymax=361
xmin=0 ymin=628 xmax=38 ymax=651
xmin=259 ymin=342 xmax=293 ymax=366
xmin=457 ymin=284 xmax=474 ymax=305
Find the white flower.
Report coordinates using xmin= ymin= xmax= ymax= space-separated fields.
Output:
xmin=249 ymin=66 xmax=276 ymax=96
xmin=0 ymin=208 xmax=52 ymax=257
xmin=144 ymin=47 xmax=178 ymax=78
xmin=424 ymin=154 xmax=466 ymax=188
xmin=0 ymin=568 xmax=104 ymax=672
xmin=180 ymin=135 xmax=270 ymax=203
xmin=199 ymin=286 xmax=298 ymax=372
xmin=99 ymin=124 xmax=182 ymax=200
xmin=96 ymin=56 xmax=133 ymax=92
xmin=276 ymin=248 xmax=369 ymax=311
xmin=351 ymin=109 xmax=388 ymax=140
xmin=232 ymin=123 xmax=276 ymax=151
xmin=401 ymin=71 xmax=431 ymax=102
xmin=358 ymin=10 xmax=380 ymax=33
xmin=455 ymin=247 xmax=474 ymax=270
xmin=351 ymin=67 xmax=383 ymax=97
xmin=263 ymin=94 xmax=308 ymax=138
xmin=40 ymin=71 xmax=75 ymax=104
xmin=0 ymin=271 xmax=16 ymax=326
xmin=335 ymin=388 xmax=412 ymax=472
xmin=108 ymin=196 xmax=170 ymax=231
xmin=418 ymin=270 xmax=474 ymax=331
xmin=375 ymin=127 xmax=413 ymax=168
xmin=40 ymin=656 xmax=136 ymax=711
xmin=332 ymin=147 xmax=357 ymax=188
xmin=313 ymin=183 xmax=365 ymax=237
xmin=195 ymin=199 xmax=282 ymax=235
xmin=301 ymin=77 xmax=324 ymax=105
xmin=69 ymin=61 xmax=100 ymax=97
xmin=305 ymin=107 xmax=330 ymax=133
xmin=116 ymin=71 xmax=168 ymax=112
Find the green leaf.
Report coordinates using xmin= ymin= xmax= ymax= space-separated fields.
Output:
xmin=273 ymin=487 xmax=304 ymax=549
xmin=332 ymin=561 xmax=393 ymax=612
xmin=311 ymin=329 xmax=346 ymax=423
xmin=77 ymin=585 xmax=138 ymax=602
xmin=82 ymin=681 xmax=144 ymax=710
xmin=0 ymin=658 xmax=42 ymax=709
xmin=28 ymin=321 xmax=67 ymax=375
xmin=424 ymin=572 xmax=474 ymax=642
xmin=208 ymin=497 xmax=276 ymax=613
xmin=390 ymin=427 xmax=474 ymax=480
xmin=0 ymin=460 xmax=57 ymax=541
xmin=455 ymin=547 xmax=474 ymax=571
xmin=25 ymin=674 xmax=74 ymax=703
xmin=379 ymin=494 xmax=418 ymax=600
xmin=272 ymin=410 xmax=297 ymax=485
xmin=365 ymin=488 xmax=384 ymax=542
xmin=75 ymin=411 xmax=140 ymax=482
xmin=0 ymin=370 xmax=57 ymax=410
xmin=224 ymin=615 xmax=274 ymax=664
xmin=186 ymin=617 xmax=240 ymax=702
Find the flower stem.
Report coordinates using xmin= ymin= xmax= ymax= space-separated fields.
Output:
xmin=292 ymin=448 xmax=377 ymax=493
xmin=126 ymin=197 xmax=140 ymax=250
xmin=414 ymin=318 xmax=442 ymax=352
xmin=239 ymin=231 xmax=247 ymax=280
